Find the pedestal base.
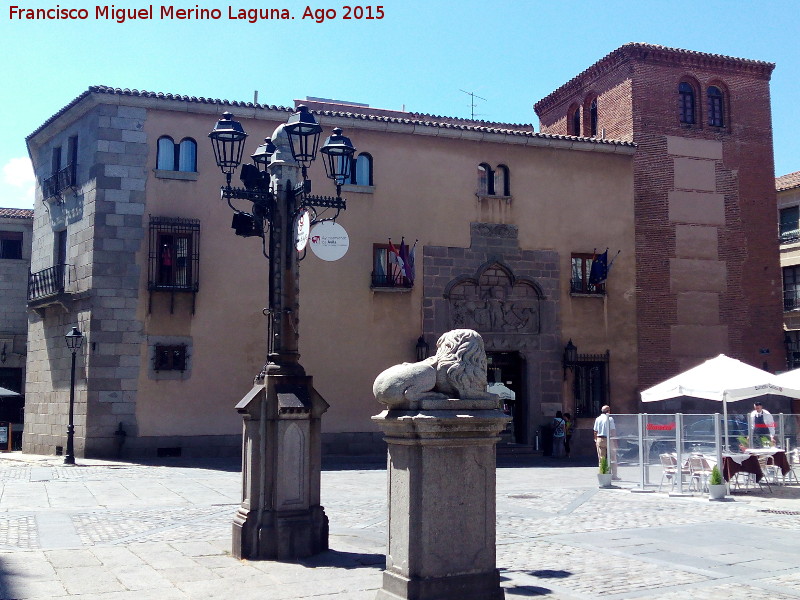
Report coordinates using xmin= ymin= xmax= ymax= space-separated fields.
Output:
xmin=376 ymin=569 xmax=505 ymax=600
xmin=233 ymin=505 xmax=328 ymax=560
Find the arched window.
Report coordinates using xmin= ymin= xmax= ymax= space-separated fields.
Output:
xmin=178 ymin=138 xmax=197 ymax=172
xmin=495 ymin=165 xmax=510 ymax=196
xmin=707 ymin=86 xmax=725 ymax=127
xmin=350 ymin=152 xmax=373 ymax=186
xmin=679 ymin=82 xmax=696 ymax=124
xmin=157 ymin=136 xmax=176 ymax=170
xmin=569 ymin=106 xmax=581 ymax=136
xmin=478 ymin=163 xmax=494 ymax=195
xmin=589 ymin=98 xmax=598 ymax=137
xmin=157 ymin=136 xmax=197 ymax=172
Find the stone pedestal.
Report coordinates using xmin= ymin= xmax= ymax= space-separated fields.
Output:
xmin=372 ymin=400 xmax=509 ymax=600
xmin=232 ymin=373 xmax=328 ymax=560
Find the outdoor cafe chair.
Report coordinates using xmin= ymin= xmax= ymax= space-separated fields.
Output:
xmin=688 ymin=455 xmax=713 ymax=493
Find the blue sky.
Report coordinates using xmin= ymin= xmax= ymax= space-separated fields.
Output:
xmin=2 ymin=0 xmax=798 ymax=208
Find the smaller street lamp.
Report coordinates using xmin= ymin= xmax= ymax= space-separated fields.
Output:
xmin=562 ymin=338 xmax=578 ymax=381
xmin=64 ymin=326 xmax=84 ymax=465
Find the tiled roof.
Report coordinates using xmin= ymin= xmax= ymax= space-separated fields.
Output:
xmin=0 ymin=208 xmax=34 ymax=219
xmin=535 ymin=42 xmax=775 ymax=114
xmin=777 ymin=171 xmax=800 ymax=192
xmin=28 ymin=86 xmax=635 ymax=150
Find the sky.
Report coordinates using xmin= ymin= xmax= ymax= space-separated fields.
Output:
xmin=1 ymin=0 xmax=799 ymax=209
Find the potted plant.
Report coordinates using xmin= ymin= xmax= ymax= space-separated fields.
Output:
xmin=708 ymin=464 xmax=727 ymax=500
xmin=597 ymin=457 xmax=613 ymax=488
xmin=737 ymin=436 xmax=749 ymax=452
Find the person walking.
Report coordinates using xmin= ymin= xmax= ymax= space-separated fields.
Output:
xmin=563 ymin=413 xmax=573 ymax=458
xmin=552 ymin=411 xmax=566 ymax=458
xmin=593 ymin=405 xmax=619 ymax=479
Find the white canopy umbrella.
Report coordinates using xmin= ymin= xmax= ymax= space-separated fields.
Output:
xmin=641 ymin=354 xmax=800 ymax=446
xmin=0 ymin=386 xmax=19 ymax=397
xmin=775 ymin=367 xmax=800 ymax=388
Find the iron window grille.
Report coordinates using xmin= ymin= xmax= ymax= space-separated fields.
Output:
xmin=573 ymin=351 xmax=610 ymax=418
xmin=153 ymin=344 xmax=188 ymax=372
xmin=148 ymin=216 xmax=200 ymax=313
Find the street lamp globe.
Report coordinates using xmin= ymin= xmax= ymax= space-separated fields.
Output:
xmin=320 ymin=127 xmax=356 ymax=186
xmin=251 ymin=137 xmax=277 ymax=173
xmin=65 ymin=326 xmax=84 ymax=350
xmin=284 ymin=105 xmax=322 ymax=170
xmin=209 ymin=112 xmax=248 ymax=180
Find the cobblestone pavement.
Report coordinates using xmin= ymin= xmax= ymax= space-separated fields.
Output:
xmin=0 ymin=453 xmax=798 ymax=599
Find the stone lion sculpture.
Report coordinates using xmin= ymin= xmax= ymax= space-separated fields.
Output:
xmin=373 ymin=329 xmax=494 ymax=408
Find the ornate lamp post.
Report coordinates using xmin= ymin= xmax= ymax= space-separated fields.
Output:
xmin=208 ymin=107 xmax=355 ymax=560
xmin=63 ymin=326 xmax=83 ymax=465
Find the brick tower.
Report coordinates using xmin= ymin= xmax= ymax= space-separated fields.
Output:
xmin=535 ymin=43 xmax=782 ymax=392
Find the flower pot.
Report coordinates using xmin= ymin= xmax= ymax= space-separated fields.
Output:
xmin=597 ymin=473 xmax=613 ymax=488
xmin=708 ymin=483 xmax=727 ymax=500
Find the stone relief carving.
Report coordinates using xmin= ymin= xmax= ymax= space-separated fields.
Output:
xmin=446 ymin=265 xmax=541 ymax=334
xmin=471 ymin=223 xmax=517 ymax=239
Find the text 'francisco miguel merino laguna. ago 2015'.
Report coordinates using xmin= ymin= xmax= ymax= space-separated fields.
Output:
xmin=8 ymin=4 xmax=386 ymax=23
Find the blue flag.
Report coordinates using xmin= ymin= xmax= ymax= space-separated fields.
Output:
xmin=589 ymin=250 xmax=608 ymax=285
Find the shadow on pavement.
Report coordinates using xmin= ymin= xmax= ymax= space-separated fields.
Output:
xmin=300 ymin=549 xmax=385 ymax=570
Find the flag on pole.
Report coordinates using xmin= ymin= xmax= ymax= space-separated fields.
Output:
xmin=399 ymin=238 xmax=411 ymax=281
xmin=406 ymin=240 xmax=417 ymax=284
xmin=589 ymin=249 xmax=608 ymax=285
xmin=388 ymin=238 xmax=404 ymax=284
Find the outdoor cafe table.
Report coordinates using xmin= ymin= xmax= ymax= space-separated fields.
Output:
xmin=746 ymin=448 xmax=791 ymax=476
xmin=721 ymin=453 xmax=763 ymax=482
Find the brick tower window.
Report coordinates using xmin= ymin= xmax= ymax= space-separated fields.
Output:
xmin=707 ymin=86 xmax=725 ymax=127
xmin=679 ymin=82 xmax=696 ymax=124
xmin=589 ymin=98 xmax=598 ymax=137
xmin=569 ymin=106 xmax=580 ymax=136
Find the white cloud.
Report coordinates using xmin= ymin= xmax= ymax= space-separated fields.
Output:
xmin=1 ymin=157 xmax=35 ymax=209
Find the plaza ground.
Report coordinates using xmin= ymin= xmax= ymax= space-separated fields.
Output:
xmin=0 ymin=452 xmax=798 ymax=599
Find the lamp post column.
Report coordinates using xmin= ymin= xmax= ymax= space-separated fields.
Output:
xmin=64 ymin=348 xmax=77 ymax=465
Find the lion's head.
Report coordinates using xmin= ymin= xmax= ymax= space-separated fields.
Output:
xmin=431 ymin=329 xmax=488 ymax=398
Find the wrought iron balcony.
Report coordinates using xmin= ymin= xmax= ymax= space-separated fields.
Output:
xmin=570 ymin=279 xmax=605 ymax=295
xmin=42 ymin=164 xmax=76 ymax=200
xmin=28 ymin=264 xmax=73 ymax=303
xmin=371 ymin=272 xmax=412 ymax=289
xmin=781 ymin=229 xmax=800 ymax=245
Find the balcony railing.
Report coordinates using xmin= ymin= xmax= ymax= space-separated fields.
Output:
xmin=28 ymin=264 xmax=72 ymax=302
xmin=371 ymin=272 xmax=412 ymax=289
xmin=570 ymin=279 xmax=605 ymax=295
xmin=785 ymin=292 xmax=800 ymax=311
xmin=42 ymin=164 xmax=76 ymax=200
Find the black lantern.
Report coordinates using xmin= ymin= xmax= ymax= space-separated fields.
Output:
xmin=251 ymin=137 xmax=277 ymax=172
xmin=64 ymin=326 xmax=84 ymax=465
xmin=562 ymin=339 xmax=577 ymax=380
xmin=415 ymin=336 xmax=430 ymax=362
xmin=209 ymin=112 xmax=248 ymax=181
xmin=284 ymin=105 xmax=322 ymax=170
xmin=320 ymin=128 xmax=356 ymax=187
xmin=65 ymin=326 xmax=84 ymax=351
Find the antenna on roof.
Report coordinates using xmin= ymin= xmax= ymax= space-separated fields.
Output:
xmin=460 ymin=89 xmax=486 ymax=120
xmin=254 ymin=90 xmax=258 ymax=105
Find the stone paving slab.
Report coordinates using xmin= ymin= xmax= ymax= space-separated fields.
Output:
xmin=0 ymin=453 xmax=798 ymax=598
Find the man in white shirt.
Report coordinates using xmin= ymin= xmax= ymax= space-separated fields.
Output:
xmin=593 ymin=405 xmax=619 ymax=479
xmin=748 ymin=401 xmax=775 ymax=447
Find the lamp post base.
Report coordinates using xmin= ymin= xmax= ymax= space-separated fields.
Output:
xmin=232 ymin=373 xmax=329 ymax=561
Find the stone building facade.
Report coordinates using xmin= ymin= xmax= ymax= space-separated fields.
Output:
xmin=778 ymin=171 xmax=800 ymax=368
xmin=0 ymin=208 xmax=33 ymax=446
xmin=536 ymin=43 xmax=784 ymax=389
xmin=24 ymin=84 xmax=636 ymax=459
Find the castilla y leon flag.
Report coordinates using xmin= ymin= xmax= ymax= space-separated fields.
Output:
xmin=388 ymin=238 xmax=404 ymax=283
